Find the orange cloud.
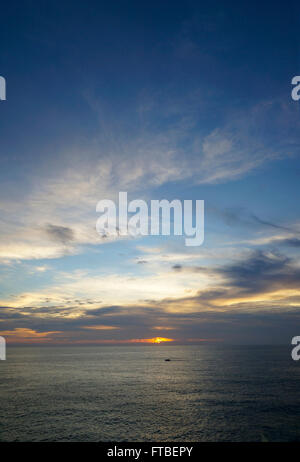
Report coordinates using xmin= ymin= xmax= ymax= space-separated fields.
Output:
xmin=153 ymin=326 xmax=176 ymax=331
xmin=0 ymin=328 xmax=61 ymax=343
xmin=82 ymin=325 xmax=120 ymax=330
xmin=65 ymin=337 xmax=175 ymax=345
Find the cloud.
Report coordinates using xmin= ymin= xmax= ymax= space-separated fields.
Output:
xmin=1 ymin=248 xmax=300 ymax=344
xmin=172 ymin=264 xmax=205 ymax=273
xmin=3 ymin=247 xmax=300 ymax=327
xmin=82 ymin=325 xmax=120 ymax=330
xmin=216 ymin=206 xmax=300 ymax=234
xmin=218 ymin=250 xmax=300 ymax=294
xmin=280 ymin=238 xmax=300 ymax=247
xmin=0 ymin=94 xmax=298 ymax=262
xmin=1 ymin=298 xmax=300 ymax=345
xmin=251 ymin=215 xmax=299 ymax=234
xmin=44 ymin=224 xmax=74 ymax=244
xmin=0 ymin=328 xmax=61 ymax=343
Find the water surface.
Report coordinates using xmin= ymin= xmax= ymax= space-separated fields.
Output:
xmin=0 ymin=345 xmax=299 ymax=441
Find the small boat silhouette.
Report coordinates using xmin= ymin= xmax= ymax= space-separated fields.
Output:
xmin=164 ymin=359 xmax=171 ymax=361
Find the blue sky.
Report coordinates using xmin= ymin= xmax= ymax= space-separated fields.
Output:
xmin=1 ymin=0 xmax=300 ymax=344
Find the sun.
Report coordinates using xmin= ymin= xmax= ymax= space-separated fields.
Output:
xmin=151 ymin=337 xmax=173 ymax=344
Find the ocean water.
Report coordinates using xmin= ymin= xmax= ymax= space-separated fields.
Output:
xmin=0 ymin=345 xmax=300 ymax=442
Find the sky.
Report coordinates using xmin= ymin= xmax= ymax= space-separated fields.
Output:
xmin=1 ymin=0 xmax=300 ymax=345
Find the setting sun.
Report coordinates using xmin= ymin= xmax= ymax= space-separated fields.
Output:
xmin=151 ymin=337 xmax=174 ymax=344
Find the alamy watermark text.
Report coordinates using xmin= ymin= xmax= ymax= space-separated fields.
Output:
xmin=96 ymin=192 xmax=204 ymax=246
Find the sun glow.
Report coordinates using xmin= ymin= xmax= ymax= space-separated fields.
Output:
xmin=151 ymin=337 xmax=174 ymax=344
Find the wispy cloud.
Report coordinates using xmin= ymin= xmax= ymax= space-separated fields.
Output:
xmin=0 ymin=95 xmax=297 ymax=262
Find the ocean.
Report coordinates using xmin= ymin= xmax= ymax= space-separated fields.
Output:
xmin=0 ymin=345 xmax=299 ymax=442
